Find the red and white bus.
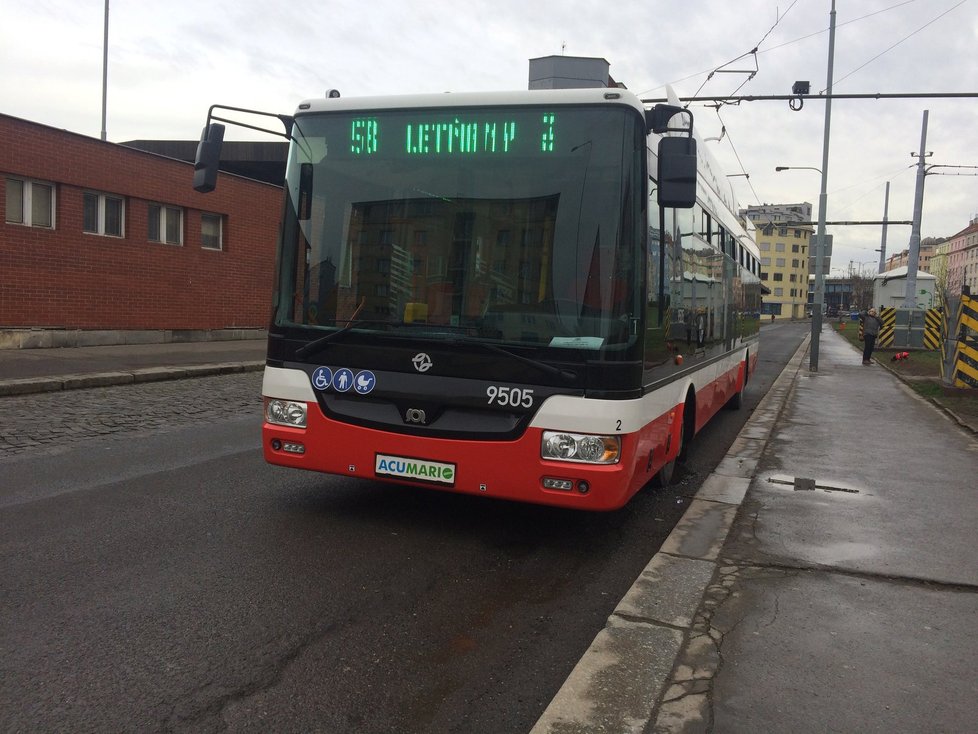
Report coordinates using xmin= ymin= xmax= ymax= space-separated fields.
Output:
xmin=194 ymin=87 xmax=761 ymax=510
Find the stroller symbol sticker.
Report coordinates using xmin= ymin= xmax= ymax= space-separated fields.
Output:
xmin=354 ymin=370 xmax=376 ymax=394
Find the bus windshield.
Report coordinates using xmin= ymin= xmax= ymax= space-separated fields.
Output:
xmin=274 ymin=104 xmax=645 ymax=355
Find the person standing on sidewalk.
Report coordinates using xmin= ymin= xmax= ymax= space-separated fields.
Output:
xmin=861 ymin=308 xmax=883 ymax=364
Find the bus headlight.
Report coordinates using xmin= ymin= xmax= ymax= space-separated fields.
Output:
xmin=265 ymin=398 xmax=307 ymax=428
xmin=541 ymin=431 xmax=620 ymax=464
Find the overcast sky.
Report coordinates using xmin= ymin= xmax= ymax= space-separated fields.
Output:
xmin=3 ymin=0 xmax=976 ymax=273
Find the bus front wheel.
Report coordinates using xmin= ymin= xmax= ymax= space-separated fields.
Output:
xmin=654 ymin=397 xmax=693 ymax=487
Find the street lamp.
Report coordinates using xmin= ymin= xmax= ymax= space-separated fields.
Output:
xmin=775 ymin=162 xmax=830 ymax=371
xmin=775 ymin=166 xmax=822 ymax=175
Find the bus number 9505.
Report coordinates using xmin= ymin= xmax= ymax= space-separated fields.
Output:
xmin=486 ymin=386 xmax=534 ymax=408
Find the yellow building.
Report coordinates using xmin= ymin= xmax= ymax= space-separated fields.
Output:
xmin=742 ymin=203 xmax=814 ymax=320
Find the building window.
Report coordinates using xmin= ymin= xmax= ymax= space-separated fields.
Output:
xmin=775 ymin=242 xmax=786 ymax=252
xmin=792 ymin=244 xmax=800 ymax=253
xmin=5 ymin=177 xmax=55 ymax=228
xmin=760 ymin=242 xmax=771 ymax=251
xmin=776 ymin=257 xmax=786 ymax=267
xmin=761 ymin=257 xmax=771 ymax=266
xmin=83 ymin=192 xmax=124 ymax=237
xmin=201 ymin=213 xmax=223 ymax=250
xmin=774 ymin=287 xmax=784 ymax=296
xmin=148 ymin=203 xmax=183 ymax=245
xmin=773 ymin=273 xmax=783 ymax=281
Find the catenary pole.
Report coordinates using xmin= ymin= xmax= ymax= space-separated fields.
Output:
xmin=101 ymin=0 xmax=109 ymax=141
xmin=810 ymin=0 xmax=836 ymax=372
xmin=878 ymin=181 xmax=889 ymax=275
xmin=904 ymin=110 xmax=929 ymax=309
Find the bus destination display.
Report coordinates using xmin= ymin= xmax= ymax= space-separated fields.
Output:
xmin=349 ymin=112 xmax=557 ymax=157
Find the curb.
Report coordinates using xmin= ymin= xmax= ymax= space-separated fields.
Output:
xmin=0 ymin=361 xmax=266 ymax=397
xmin=531 ymin=336 xmax=811 ymax=733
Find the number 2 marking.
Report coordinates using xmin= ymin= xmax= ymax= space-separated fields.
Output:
xmin=616 ymin=420 xmax=622 ymax=431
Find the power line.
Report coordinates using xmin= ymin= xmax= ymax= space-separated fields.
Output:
xmin=710 ymin=107 xmax=762 ymax=205
xmin=686 ymin=0 xmax=800 ymax=102
xmin=829 ymin=0 xmax=968 ymax=90
xmin=641 ymin=91 xmax=978 ymax=104
xmin=637 ymin=0 xmax=925 ymax=98
xmin=759 ymin=0 xmax=922 ymax=57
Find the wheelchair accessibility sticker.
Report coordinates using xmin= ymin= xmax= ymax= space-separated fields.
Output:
xmin=311 ymin=366 xmax=332 ymax=390
xmin=311 ymin=366 xmax=376 ymax=395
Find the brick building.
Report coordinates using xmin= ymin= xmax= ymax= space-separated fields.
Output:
xmin=1 ymin=114 xmax=282 ymax=347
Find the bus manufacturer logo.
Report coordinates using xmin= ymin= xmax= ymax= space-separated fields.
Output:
xmin=412 ymin=352 xmax=433 ymax=372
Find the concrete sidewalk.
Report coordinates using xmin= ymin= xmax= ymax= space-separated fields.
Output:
xmin=0 ymin=340 xmax=266 ymax=396
xmin=534 ymin=326 xmax=978 ymax=733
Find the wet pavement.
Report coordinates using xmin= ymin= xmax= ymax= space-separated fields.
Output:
xmin=2 ymin=331 xmax=976 ymax=732
xmin=534 ymin=327 xmax=978 ymax=733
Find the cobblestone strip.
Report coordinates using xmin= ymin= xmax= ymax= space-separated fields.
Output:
xmin=0 ymin=373 xmax=263 ymax=458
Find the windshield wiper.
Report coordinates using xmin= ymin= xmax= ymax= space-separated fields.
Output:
xmin=294 ymin=319 xmax=389 ymax=359
xmin=296 ymin=318 xmax=465 ymax=360
xmin=295 ymin=297 xmax=373 ymax=360
xmin=441 ymin=336 xmax=577 ymax=382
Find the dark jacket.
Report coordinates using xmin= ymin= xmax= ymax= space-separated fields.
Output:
xmin=862 ymin=311 xmax=883 ymax=337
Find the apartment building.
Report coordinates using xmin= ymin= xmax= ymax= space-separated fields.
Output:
xmin=944 ymin=218 xmax=978 ymax=295
xmin=741 ymin=203 xmax=815 ymax=319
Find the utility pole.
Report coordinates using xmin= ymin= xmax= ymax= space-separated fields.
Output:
xmin=101 ymin=0 xmax=109 ymax=141
xmin=878 ymin=181 xmax=889 ymax=274
xmin=905 ymin=110 xmax=930 ymax=308
xmin=810 ymin=0 xmax=836 ymax=372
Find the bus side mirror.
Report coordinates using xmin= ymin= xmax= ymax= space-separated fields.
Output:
xmin=657 ymin=136 xmax=697 ymax=209
xmin=645 ymin=104 xmax=684 ymax=134
xmin=192 ymin=123 xmax=226 ymax=193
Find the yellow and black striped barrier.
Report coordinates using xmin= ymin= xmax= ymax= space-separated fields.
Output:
xmin=948 ymin=293 xmax=978 ymax=388
xmin=875 ymin=307 xmax=897 ymax=347
xmin=940 ymin=300 xmax=955 ymax=369
xmin=923 ymin=308 xmax=943 ymax=350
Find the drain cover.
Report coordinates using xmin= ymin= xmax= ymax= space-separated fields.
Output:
xmin=767 ymin=475 xmax=860 ymax=495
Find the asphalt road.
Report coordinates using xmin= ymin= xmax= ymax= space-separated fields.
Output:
xmin=0 ymin=322 xmax=807 ymax=733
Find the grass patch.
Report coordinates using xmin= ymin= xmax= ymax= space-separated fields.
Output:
xmin=908 ymin=380 xmax=944 ymax=399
